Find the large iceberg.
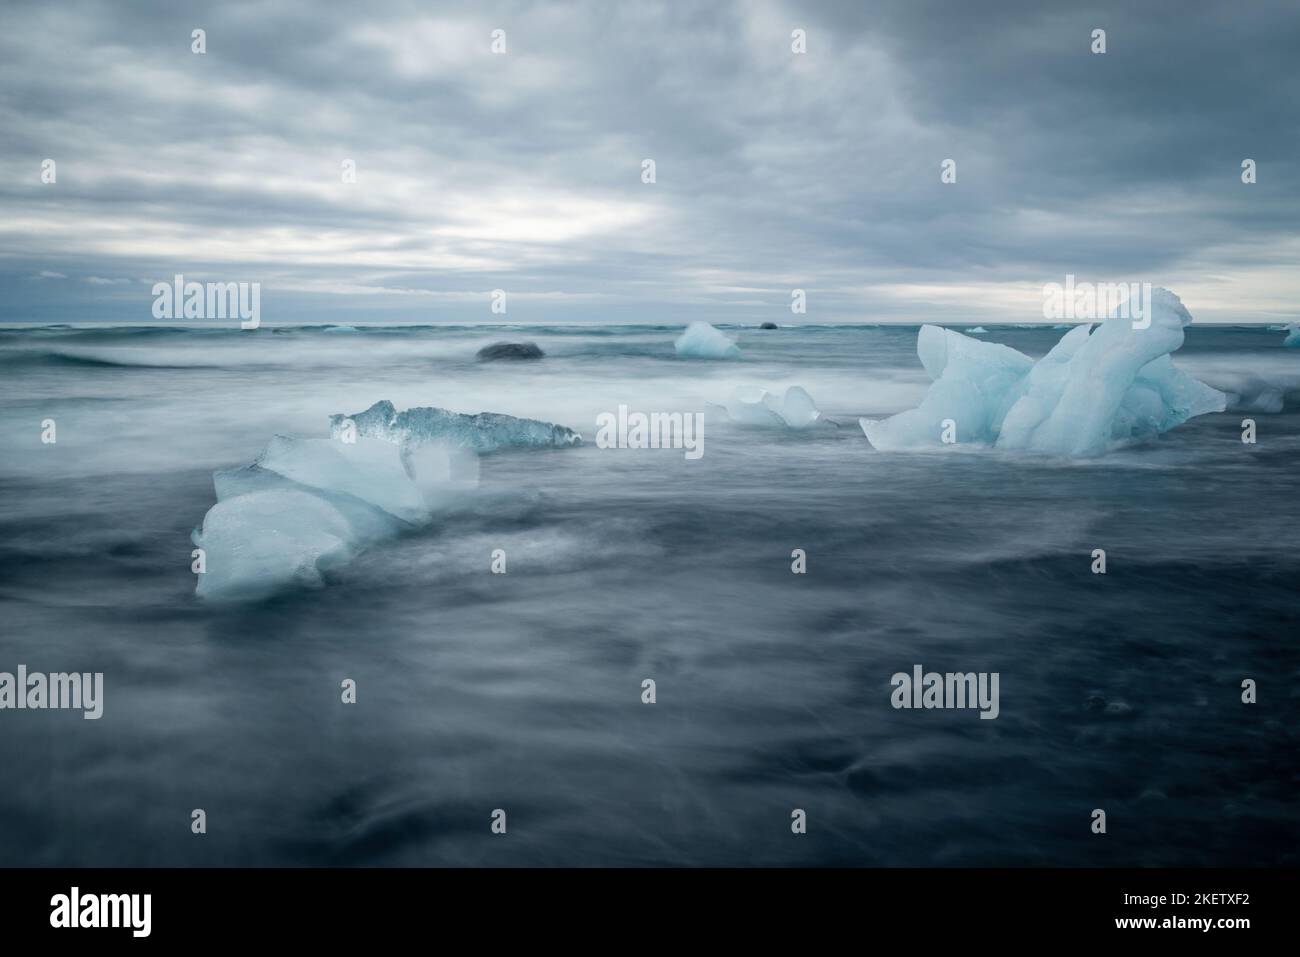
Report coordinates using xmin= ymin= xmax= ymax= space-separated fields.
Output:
xmin=723 ymin=385 xmax=822 ymax=429
xmin=1284 ymin=323 xmax=1300 ymax=347
xmin=861 ymin=288 xmax=1226 ymax=456
xmin=193 ymin=402 xmax=579 ymax=601
xmin=675 ymin=322 xmax=740 ymax=359
xmin=329 ymin=400 xmax=581 ymax=452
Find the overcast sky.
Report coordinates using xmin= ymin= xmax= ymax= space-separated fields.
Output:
xmin=1 ymin=0 xmax=1298 ymax=324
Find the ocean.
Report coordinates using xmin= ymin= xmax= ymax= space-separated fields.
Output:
xmin=0 ymin=322 xmax=1297 ymax=866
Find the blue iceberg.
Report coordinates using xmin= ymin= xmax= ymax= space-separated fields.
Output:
xmin=860 ymin=288 xmax=1225 ymax=456
xmin=193 ymin=402 xmax=579 ymax=601
xmin=675 ymin=322 xmax=740 ymax=359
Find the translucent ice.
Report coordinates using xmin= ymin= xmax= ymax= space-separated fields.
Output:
xmin=861 ymin=325 xmax=1031 ymax=450
xmin=193 ymin=400 xmax=578 ymax=600
xmin=1284 ymin=323 xmax=1300 ymax=347
xmin=860 ymin=288 xmax=1225 ymax=456
xmin=193 ymin=487 xmax=369 ymax=601
xmin=996 ymin=289 xmax=1224 ymax=455
xmin=330 ymin=400 xmax=581 ymax=452
xmin=255 ymin=435 xmax=429 ymax=523
xmin=191 ymin=438 xmax=442 ymax=602
xmin=675 ymin=322 xmax=740 ymax=359
xmin=724 ymin=386 xmax=822 ymax=429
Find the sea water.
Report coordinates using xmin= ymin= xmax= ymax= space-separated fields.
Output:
xmin=0 ymin=322 xmax=1296 ymax=865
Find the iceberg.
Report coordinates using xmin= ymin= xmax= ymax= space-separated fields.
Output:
xmin=675 ymin=322 xmax=740 ymax=359
xmin=861 ymin=288 xmax=1226 ymax=456
xmin=723 ymin=385 xmax=822 ymax=429
xmin=861 ymin=325 xmax=1032 ymax=450
xmin=194 ymin=402 xmax=579 ymax=601
xmin=194 ymin=486 xmax=372 ymax=601
xmin=192 ymin=436 xmax=447 ymax=601
xmin=1284 ymin=323 xmax=1300 ymax=347
xmin=329 ymin=400 xmax=581 ymax=453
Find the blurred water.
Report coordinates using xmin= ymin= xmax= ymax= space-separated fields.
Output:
xmin=0 ymin=322 xmax=1297 ymax=865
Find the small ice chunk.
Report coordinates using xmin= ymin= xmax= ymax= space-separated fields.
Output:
xmin=675 ymin=322 xmax=740 ymax=359
xmin=772 ymin=386 xmax=821 ymax=429
xmin=724 ymin=385 xmax=822 ymax=429
xmin=725 ymin=386 xmax=785 ymax=426
xmin=728 ymin=382 xmax=816 ymax=429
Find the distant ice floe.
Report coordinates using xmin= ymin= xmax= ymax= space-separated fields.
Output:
xmin=193 ymin=402 xmax=580 ymax=601
xmin=967 ymin=326 xmax=989 ymax=334
xmin=723 ymin=386 xmax=822 ymax=429
xmin=860 ymin=288 xmax=1226 ymax=456
xmin=675 ymin=321 xmax=740 ymax=359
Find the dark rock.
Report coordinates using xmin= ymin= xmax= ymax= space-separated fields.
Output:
xmin=759 ymin=322 xmax=779 ymax=330
xmin=476 ymin=341 xmax=545 ymax=361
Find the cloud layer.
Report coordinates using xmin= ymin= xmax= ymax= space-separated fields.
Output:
xmin=1 ymin=0 xmax=1298 ymax=323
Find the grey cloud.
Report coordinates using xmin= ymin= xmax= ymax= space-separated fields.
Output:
xmin=0 ymin=0 xmax=1297 ymax=324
